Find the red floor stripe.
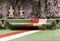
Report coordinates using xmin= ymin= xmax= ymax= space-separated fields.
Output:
xmin=0 ymin=30 xmax=29 ymax=38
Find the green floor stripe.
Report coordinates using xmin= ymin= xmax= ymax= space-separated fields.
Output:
xmin=10 ymin=29 xmax=60 ymax=41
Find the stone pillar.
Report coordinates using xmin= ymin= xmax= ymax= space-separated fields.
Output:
xmin=46 ymin=0 xmax=58 ymax=18
xmin=8 ymin=6 xmax=14 ymax=18
xmin=36 ymin=0 xmax=46 ymax=18
xmin=2 ymin=3 xmax=8 ymax=20
xmin=0 ymin=5 xmax=2 ymax=18
xmin=19 ymin=7 xmax=25 ymax=18
xmin=58 ymin=0 xmax=60 ymax=18
xmin=1 ymin=3 xmax=8 ymax=28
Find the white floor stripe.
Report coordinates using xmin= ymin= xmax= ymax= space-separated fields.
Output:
xmin=0 ymin=30 xmax=39 ymax=41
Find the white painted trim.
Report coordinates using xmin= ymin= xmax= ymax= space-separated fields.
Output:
xmin=11 ymin=23 xmax=31 ymax=24
xmin=11 ymin=23 xmax=50 ymax=26
xmin=33 ymin=23 xmax=50 ymax=26
xmin=0 ymin=30 xmax=39 ymax=41
xmin=7 ymin=19 xmax=31 ymax=20
xmin=0 ymin=19 xmax=59 ymax=20
xmin=39 ymin=19 xmax=47 ymax=24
